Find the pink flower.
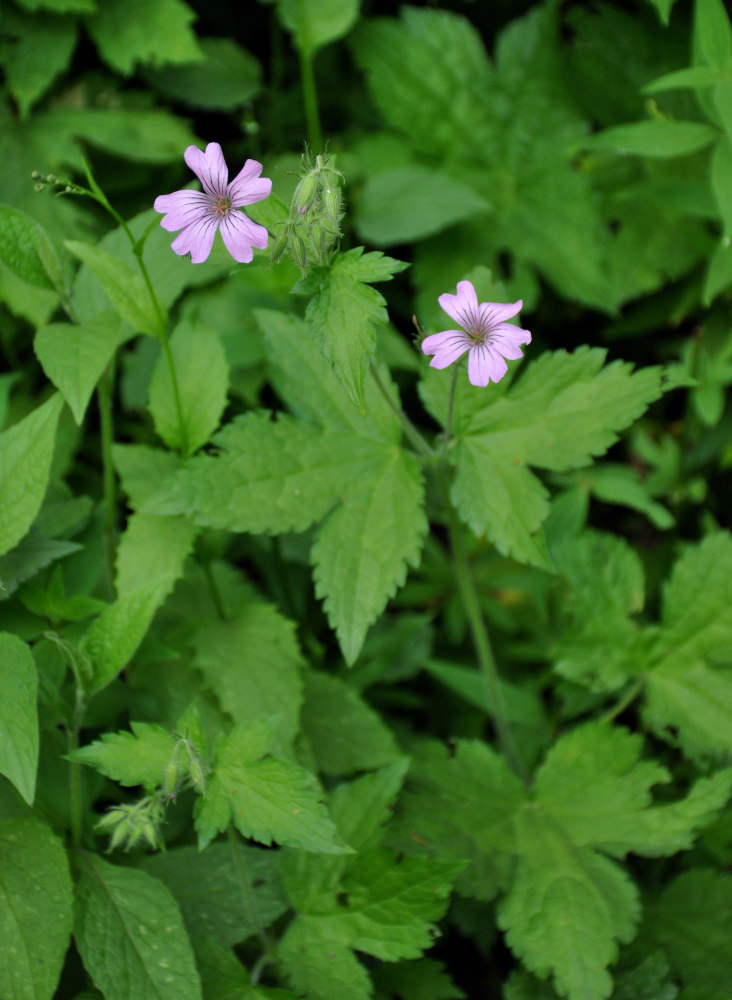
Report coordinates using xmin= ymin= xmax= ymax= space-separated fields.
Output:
xmin=422 ymin=280 xmax=531 ymax=387
xmin=154 ymin=142 xmax=272 ymax=264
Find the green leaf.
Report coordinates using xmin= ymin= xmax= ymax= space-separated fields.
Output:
xmin=305 ymin=249 xmax=396 ymax=412
xmin=329 ymin=760 xmax=410 ymax=853
xmin=0 ymin=534 xmax=81 ymax=599
xmin=497 ymin=808 xmax=640 ymax=1000
xmin=0 ymin=817 xmax=73 ymax=1000
xmin=74 ymin=855 xmax=202 ymax=1000
xmin=711 ymin=136 xmax=732 ymax=233
xmin=300 ymin=672 xmax=400 ymax=775
xmin=695 ymin=0 xmax=732 ymax=71
xmin=51 ymin=107 xmax=199 ymax=164
xmin=644 ymin=869 xmax=732 ymax=1000
xmin=582 ymin=120 xmax=720 ymax=158
xmin=13 ymin=0 xmax=94 ymax=10
xmin=142 ymin=840 xmax=288 ymax=947
xmin=84 ymin=0 xmax=202 ymax=74
xmin=141 ymin=37 xmax=261 ymax=108
xmin=356 ymin=166 xmax=489 ymax=244
xmin=373 ymin=959 xmax=466 ymax=1000
xmin=113 ymin=444 xmax=183 ymax=510
xmin=277 ymin=0 xmax=360 ymax=55
xmin=69 ymin=721 xmax=176 ymax=788
xmin=35 ymin=312 xmax=128 ymax=424
xmin=195 ymin=723 xmax=347 ymax=853
xmin=192 ymin=603 xmax=303 ymax=747
xmin=644 ymin=658 xmax=732 ymax=762
xmin=0 ymin=393 xmax=64 ymax=556
xmin=1 ymin=7 xmax=78 ymax=116
xmin=0 ymin=634 xmax=38 ymax=806
xmin=0 ymin=204 xmax=63 ymax=291
xmin=311 ymin=448 xmax=427 ymax=664
xmin=80 ymin=579 xmax=170 ymax=693
xmin=147 ymin=320 xmax=229 ymax=454
xmin=279 ymin=917 xmax=372 ymax=1000
xmin=643 ymin=64 xmax=726 ymax=94
xmin=66 ymin=241 xmax=161 ymax=337
xmin=115 ymin=512 xmax=197 ymax=599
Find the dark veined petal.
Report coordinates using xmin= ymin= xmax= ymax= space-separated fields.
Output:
xmin=153 ymin=190 xmax=211 ymax=232
xmin=184 ymin=142 xmax=229 ymax=198
xmin=422 ymin=329 xmax=472 ymax=368
xmin=170 ymin=214 xmax=219 ymax=263
xmin=479 ymin=299 xmax=523 ymax=328
xmin=438 ymin=280 xmax=480 ymax=332
xmin=468 ymin=343 xmax=508 ymax=386
xmin=219 ymin=210 xmax=269 ymax=263
xmin=228 ymin=159 xmax=272 ymax=207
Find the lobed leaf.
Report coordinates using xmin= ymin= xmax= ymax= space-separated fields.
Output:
xmin=84 ymin=0 xmax=202 ymax=74
xmin=69 ymin=721 xmax=177 ymax=789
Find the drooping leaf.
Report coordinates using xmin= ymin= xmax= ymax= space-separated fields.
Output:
xmin=74 ymin=855 xmax=202 ymax=1000
xmin=0 ymin=634 xmax=38 ymax=805
xmin=0 ymin=817 xmax=73 ymax=1000
xmin=0 ymin=393 xmax=64 ymax=556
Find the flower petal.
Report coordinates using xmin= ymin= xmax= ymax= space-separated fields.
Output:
xmin=154 ymin=190 xmax=211 ymax=232
xmin=438 ymin=280 xmax=480 ymax=331
xmin=184 ymin=142 xmax=229 ymax=198
xmin=219 ymin=211 xmax=269 ymax=262
xmin=479 ymin=299 xmax=523 ymax=328
xmin=422 ymin=330 xmax=472 ymax=368
xmin=170 ymin=215 xmax=219 ymax=264
xmin=468 ymin=343 xmax=507 ymax=387
xmin=489 ymin=324 xmax=532 ymax=361
xmin=228 ymin=159 xmax=272 ymax=206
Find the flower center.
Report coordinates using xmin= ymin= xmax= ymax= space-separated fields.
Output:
xmin=211 ymin=195 xmax=232 ymax=218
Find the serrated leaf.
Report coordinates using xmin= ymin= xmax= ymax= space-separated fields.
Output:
xmin=80 ymin=578 xmax=170 ymax=693
xmin=0 ymin=817 xmax=73 ymax=1000
xmin=305 ymin=249 xmax=393 ymax=411
xmin=142 ymin=840 xmax=288 ymax=948
xmin=115 ymin=511 xmax=198 ymax=598
xmin=192 ymin=603 xmax=303 ymax=747
xmin=35 ymin=312 xmax=128 ymax=424
xmin=1 ymin=7 xmax=78 ymax=116
xmin=329 ymin=760 xmax=410 ymax=853
xmin=497 ymin=808 xmax=640 ymax=1000
xmin=195 ymin=723 xmax=347 ymax=854
xmin=74 ymin=854 xmax=202 ymax=1000
xmin=279 ymin=917 xmax=372 ymax=1000
xmin=69 ymin=721 xmax=176 ymax=788
xmin=66 ymin=241 xmax=161 ymax=337
xmin=277 ymin=0 xmax=360 ymax=55
xmin=312 ymin=448 xmax=427 ymax=664
xmin=0 ymin=393 xmax=64 ymax=556
xmin=0 ymin=204 xmax=63 ymax=291
xmin=0 ymin=634 xmax=38 ymax=805
xmin=300 ymin=672 xmax=400 ymax=775
xmin=644 ymin=658 xmax=732 ymax=762
xmin=112 ymin=444 xmax=183 ymax=510
xmin=84 ymin=0 xmax=202 ymax=74
xmin=148 ymin=320 xmax=229 ymax=454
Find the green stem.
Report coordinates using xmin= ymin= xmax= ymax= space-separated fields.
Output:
xmin=97 ymin=360 xmax=117 ymax=600
xmin=160 ymin=327 xmax=189 ymax=457
xmin=299 ymin=47 xmax=323 ymax=151
xmin=599 ymin=677 xmax=645 ymax=724
xmin=369 ymin=361 xmax=435 ymax=460
xmin=227 ymin=824 xmax=271 ymax=954
xmin=443 ymin=367 xmax=459 ymax=450
xmin=203 ymin=561 xmax=227 ymax=621
xmin=68 ymin=726 xmax=83 ymax=851
xmin=443 ymin=495 xmax=528 ymax=782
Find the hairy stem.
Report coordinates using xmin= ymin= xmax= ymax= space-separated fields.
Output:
xmin=369 ymin=360 xmax=436 ymax=460
xmin=299 ymin=48 xmax=323 ymax=151
xmin=600 ymin=677 xmax=646 ymax=724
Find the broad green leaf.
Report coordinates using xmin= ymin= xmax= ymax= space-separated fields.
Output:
xmin=279 ymin=917 xmax=371 ymax=1000
xmin=304 ymin=248 xmax=398 ymax=412
xmin=643 ymin=65 xmax=724 ymax=93
xmin=75 ymin=855 xmax=202 ymax=1000
xmin=0 ymin=634 xmax=38 ymax=805
xmin=300 ymin=672 xmax=400 ymax=775
xmin=0 ymin=817 xmax=73 ymax=1000
xmin=311 ymin=448 xmax=427 ymax=664
xmin=1 ymin=7 xmax=77 ymax=116
xmin=584 ymin=465 xmax=674 ymax=530
xmin=552 ymin=532 xmax=645 ymax=621
xmin=0 ymin=534 xmax=81 ymax=599
xmin=372 ymin=959 xmax=466 ymax=1000
xmin=277 ymin=0 xmax=360 ymax=55
xmin=192 ymin=603 xmax=303 ymax=747
xmin=644 ymin=658 xmax=732 ymax=761
xmin=49 ymin=108 xmax=198 ymax=165
xmin=451 ymin=436 xmax=551 ymax=568
xmin=66 ymin=241 xmax=161 ymax=336
xmin=497 ymin=809 xmax=640 ymax=1000
xmin=80 ymin=578 xmax=170 ymax=693
xmin=84 ymin=0 xmax=202 ymax=74
xmin=194 ymin=723 xmax=347 ymax=853
xmin=711 ymin=137 xmax=732 ymax=234
xmin=147 ymin=320 xmax=229 ymax=454
xmin=115 ymin=512 xmax=197 ymax=598
xmin=695 ymin=0 xmax=732 ymax=70
xmin=142 ymin=840 xmax=288 ymax=947
xmin=0 ymin=204 xmax=63 ymax=291
xmin=582 ymin=120 xmax=719 ymax=158
xmin=703 ymin=237 xmax=732 ymax=303
xmin=356 ymin=166 xmax=489 ymax=244
xmin=141 ymin=37 xmax=261 ymax=109
xmin=69 ymin=722 xmax=176 ymax=789
xmin=329 ymin=760 xmax=410 ymax=853
xmin=35 ymin=312 xmax=127 ymax=424
xmin=113 ymin=444 xmax=183 ymax=509
xmin=644 ymin=869 xmax=732 ymax=1000
xmin=0 ymin=393 xmax=63 ymax=556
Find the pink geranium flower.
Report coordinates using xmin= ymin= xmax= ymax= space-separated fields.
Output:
xmin=422 ymin=280 xmax=531 ymax=387
xmin=154 ymin=142 xmax=272 ymax=264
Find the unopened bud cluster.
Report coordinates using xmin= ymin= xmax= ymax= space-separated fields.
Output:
xmin=96 ymin=731 xmax=207 ymax=853
xmin=271 ymin=151 xmax=344 ymax=275
xmin=31 ymin=170 xmax=78 ymax=196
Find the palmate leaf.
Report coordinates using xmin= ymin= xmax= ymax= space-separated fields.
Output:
xmin=448 ymin=349 xmax=662 ymax=565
